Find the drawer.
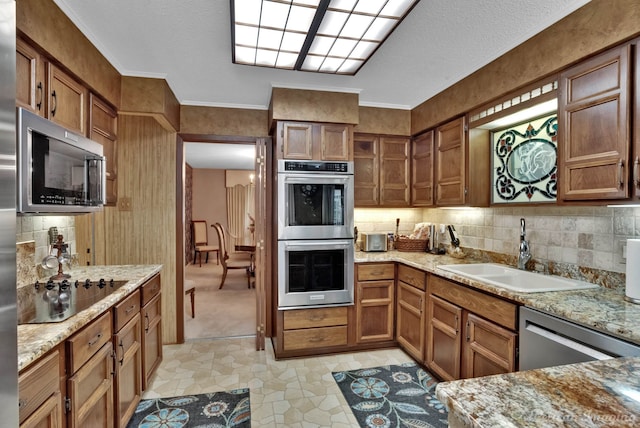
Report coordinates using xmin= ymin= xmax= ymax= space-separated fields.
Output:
xmin=18 ymin=349 xmax=60 ymax=424
xmin=114 ymin=289 xmax=141 ymax=332
xmin=430 ymin=274 xmax=517 ymax=330
xmin=398 ymin=264 xmax=426 ymax=291
xmin=283 ymin=325 xmax=348 ymax=350
xmin=283 ymin=307 xmax=347 ymax=330
xmin=141 ymin=274 xmax=161 ymax=306
xmin=357 ymin=263 xmax=395 ymax=281
xmin=67 ymin=311 xmax=112 ymax=374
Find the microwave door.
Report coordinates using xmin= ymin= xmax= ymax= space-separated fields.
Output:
xmin=85 ymin=156 xmax=106 ymax=205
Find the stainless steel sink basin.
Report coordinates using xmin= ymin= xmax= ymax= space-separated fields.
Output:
xmin=437 ymin=263 xmax=599 ymax=293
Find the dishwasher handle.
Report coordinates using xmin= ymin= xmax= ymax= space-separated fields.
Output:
xmin=526 ymin=323 xmax=614 ymax=361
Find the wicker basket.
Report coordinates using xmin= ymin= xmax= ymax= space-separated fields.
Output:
xmin=394 ymin=237 xmax=428 ymax=252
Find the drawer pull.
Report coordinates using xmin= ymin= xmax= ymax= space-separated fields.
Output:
xmin=309 ymin=315 xmax=326 ymax=322
xmin=18 ymin=398 xmax=27 ymax=409
xmin=125 ymin=304 xmax=137 ymax=314
xmin=88 ymin=332 xmax=103 ymax=347
xmin=309 ymin=337 xmax=326 ymax=343
xmin=371 ymin=270 xmax=384 ymax=275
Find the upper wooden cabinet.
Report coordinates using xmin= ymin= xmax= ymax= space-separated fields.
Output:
xmin=48 ymin=63 xmax=88 ymax=135
xmin=435 ymin=117 xmax=490 ymax=207
xmin=558 ymin=44 xmax=631 ymax=201
xmin=277 ymin=121 xmax=352 ymax=161
xmin=16 ymin=37 xmax=45 ymax=114
xmin=411 ymin=130 xmax=434 ymax=206
xmin=354 ymin=133 xmax=410 ymax=207
xmin=90 ymin=95 xmax=118 ymax=206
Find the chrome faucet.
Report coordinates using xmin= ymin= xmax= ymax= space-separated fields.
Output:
xmin=518 ymin=218 xmax=531 ymax=270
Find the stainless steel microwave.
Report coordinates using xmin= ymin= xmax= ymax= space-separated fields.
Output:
xmin=17 ymin=108 xmax=106 ymax=213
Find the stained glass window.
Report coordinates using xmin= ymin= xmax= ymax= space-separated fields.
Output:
xmin=491 ymin=113 xmax=557 ymax=204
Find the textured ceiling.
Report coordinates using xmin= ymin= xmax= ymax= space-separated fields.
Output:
xmin=54 ymin=0 xmax=590 ymax=111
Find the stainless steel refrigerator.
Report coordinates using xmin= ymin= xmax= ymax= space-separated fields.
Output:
xmin=0 ymin=0 xmax=18 ymax=425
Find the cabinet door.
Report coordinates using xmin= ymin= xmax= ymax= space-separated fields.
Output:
xmin=356 ymin=280 xmax=394 ymax=343
xmin=141 ymin=293 xmax=162 ymax=390
xmin=412 ymin=131 xmax=434 ymax=206
xmin=319 ymin=124 xmax=351 ymax=161
xmin=18 ymin=349 xmax=61 ymax=426
xmin=16 ymin=38 xmax=45 ymax=114
xmin=20 ymin=392 xmax=62 ymax=428
xmin=90 ymin=94 xmax=118 ymax=206
xmin=396 ymin=281 xmax=425 ymax=361
xmin=353 ymin=134 xmax=379 ymax=206
xmin=114 ymin=313 xmax=142 ymax=428
xmin=281 ymin=122 xmax=313 ymax=159
xmin=67 ymin=342 xmax=114 ymax=428
xmin=462 ymin=312 xmax=517 ymax=379
xmin=380 ymin=136 xmax=410 ymax=206
xmin=435 ymin=117 xmax=467 ymax=206
xmin=558 ymin=44 xmax=630 ymax=200
xmin=426 ymin=294 xmax=462 ymax=381
xmin=47 ymin=63 xmax=88 ymax=135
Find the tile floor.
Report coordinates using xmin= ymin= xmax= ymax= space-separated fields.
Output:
xmin=141 ymin=337 xmax=415 ymax=427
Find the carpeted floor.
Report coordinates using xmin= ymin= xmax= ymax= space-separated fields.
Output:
xmin=184 ymin=260 xmax=256 ymax=340
xmin=333 ymin=362 xmax=448 ymax=428
xmin=126 ymin=389 xmax=250 ymax=427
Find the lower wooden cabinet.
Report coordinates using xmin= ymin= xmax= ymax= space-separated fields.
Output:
xmin=355 ymin=263 xmax=395 ymax=343
xmin=426 ymin=274 xmax=518 ymax=381
xmin=396 ymin=265 xmax=426 ymax=361
xmin=141 ymin=275 xmax=163 ymax=390
xmin=18 ymin=347 xmax=63 ymax=428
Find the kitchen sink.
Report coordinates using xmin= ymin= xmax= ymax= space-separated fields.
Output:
xmin=437 ymin=263 xmax=599 ymax=293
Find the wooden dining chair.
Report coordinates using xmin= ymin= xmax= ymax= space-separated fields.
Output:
xmin=191 ymin=220 xmax=219 ymax=267
xmin=213 ymin=222 xmax=251 ymax=289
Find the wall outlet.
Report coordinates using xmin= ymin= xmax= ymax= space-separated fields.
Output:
xmin=118 ymin=197 xmax=132 ymax=211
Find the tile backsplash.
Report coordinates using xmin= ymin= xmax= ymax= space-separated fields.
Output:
xmin=16 ymin=215 xmax=76 ymax=266
xmin=355 ymin=205 xmax=640 ymax=274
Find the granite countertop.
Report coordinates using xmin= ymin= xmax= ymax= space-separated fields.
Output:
xmin=356 ymin=250 xmax=640 ymax=427
xmin=17 ymin=264 xmax=162 ymax=372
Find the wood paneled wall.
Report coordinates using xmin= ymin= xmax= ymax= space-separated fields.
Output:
xmin=411 ymin=0 xmax=640 ymax=134
xmin=104 ymin=115 xmax=179 ymax=343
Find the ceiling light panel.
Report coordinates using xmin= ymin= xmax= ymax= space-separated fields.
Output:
xmin=231 ymin=0 xmax=418 ymax=74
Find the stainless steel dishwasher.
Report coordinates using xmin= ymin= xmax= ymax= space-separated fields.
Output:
xmin=519 ymin=307 xmax=640 ymax=371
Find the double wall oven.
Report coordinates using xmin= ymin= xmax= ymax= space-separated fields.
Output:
xmin=277 ymin=160 xmax=354 ymax=309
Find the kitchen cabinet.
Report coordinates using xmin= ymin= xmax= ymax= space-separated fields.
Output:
xmin=411 ymin=130 xmax=434 ymax=206
xmin=113 ymin=290 xmax=142 ymax=428
xmin=90 ymin=94 xmax=118 ymax=206
xmin=281 ymin=306 xmax=348 ymax=352
xmin=48 ymin=63 xmax=88 ymax=135
xmin=558 ymin=43 xmax=631 ymax=201
xmin=66 ymin=311 xmax=114 ymax=428
xmin=140 ymin=274 xmax=162 ymax=390
xmin=426 ymin=274 xmax=517 ymax=381
xmin=18 ymin=347 xmax=64 ymax=428
xmin=396 ymin=265 xmax=426 ymax=361
xmin=355 ymin=263 xmax=395 ymax=343
xmin=434 ymin=117 xmax=490 ymax=207
xmin=353 ymin=134 xmax=410 ymax=207
xmin=16 ymin=37 xmax=45 ymax=114
xmin=277 ymin=121 xmax=352 ymax=161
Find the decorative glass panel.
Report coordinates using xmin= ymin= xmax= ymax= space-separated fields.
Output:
xmin=492 ymin=114 xmax=557 ymax=204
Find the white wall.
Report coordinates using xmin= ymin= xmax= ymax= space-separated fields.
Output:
xmin=192 ymin=169 xmax=227 ymax=238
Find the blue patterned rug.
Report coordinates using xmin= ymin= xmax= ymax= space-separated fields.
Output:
xmin=333 ymin=362 xmax=448 ymax=427
xmin=126 ymin=389 xmax=250 ymax=427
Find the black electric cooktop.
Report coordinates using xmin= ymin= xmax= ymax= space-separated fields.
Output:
xmin=24 ymin=278 xmax=128 ymax=323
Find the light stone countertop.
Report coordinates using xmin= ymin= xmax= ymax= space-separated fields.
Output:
xmin=356 ymin=250 xmax=640 ymax=427
xmin=17 ymin=264 xmax=162 ymax=372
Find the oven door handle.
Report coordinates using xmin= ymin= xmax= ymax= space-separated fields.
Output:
xmin=525 ymin=323 xmax=614 ymax=361
xmin=283 ymin=241 xmax=351 ymax=251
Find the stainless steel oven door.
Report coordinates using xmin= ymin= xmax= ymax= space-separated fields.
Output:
xmin=277 ymin=172 xmax=354 ymax=240
xmin=278 ymin=239 xmax=354 ymax=309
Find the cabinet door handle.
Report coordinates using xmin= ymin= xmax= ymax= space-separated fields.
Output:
xmin=145 ymin=313 xmax=150 ymax=332
xmin=466 ymin=320 xmax=471 ymax=342
xmin=618 ymin=159 xmax=624 ymax=189
xmin=88 ymin=332 xmax=102 ymax=347
xmin=454 ymin=315 xmax=459 ymax=333
xmin=50 ymin=90 xmax=57 ymax=116
xmin=634 ymin=157 xmax=639 ymax=189
xmin=118 ymin=339 xmax=125 ymax=365
xmin=36 ymin=82 xmax=43 ymax=111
